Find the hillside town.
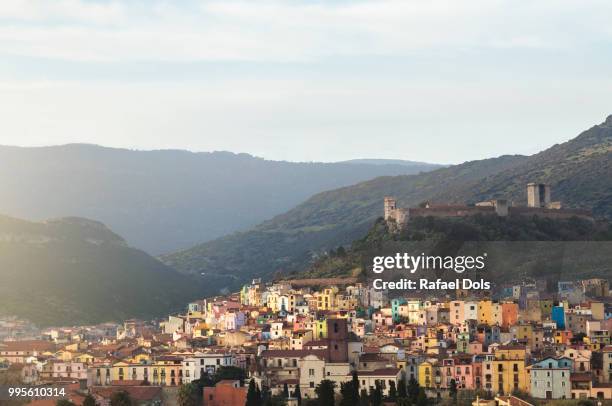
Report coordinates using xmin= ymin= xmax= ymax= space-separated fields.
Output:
xmin=1 ymin=274 xmax=612 ymax=406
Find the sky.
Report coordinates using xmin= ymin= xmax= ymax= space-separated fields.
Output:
xmin=0 ymin=0 xmax=611 ymax=164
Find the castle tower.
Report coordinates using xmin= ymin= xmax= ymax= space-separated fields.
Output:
xmin=384 ymin=197 xmax=397 ymax=220
xmin=527 ymin=183 xmax=550 ymax=208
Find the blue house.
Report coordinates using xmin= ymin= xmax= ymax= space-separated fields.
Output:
xmin=552 ymin=306 xmax=565 ymax=329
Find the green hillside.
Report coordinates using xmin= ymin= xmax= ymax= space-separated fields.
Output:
xmin=294 ymin=215 xmax=612 ymax=283
xmin=162 ymin=115 xmax=612 ymax=290
xmin=0 ymin=215 xmax=202 ymax=326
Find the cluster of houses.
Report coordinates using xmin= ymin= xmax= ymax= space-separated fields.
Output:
xmin=1 ymin=276 xmax=612 ymax=405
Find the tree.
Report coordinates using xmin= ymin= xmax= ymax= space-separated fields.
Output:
xmin=359 ymin=389 xmax=369 ymax=406
xmin=340 ymin=371 xmax=360 ymax=406
xmin=340 ymin=382 xmax=357 ymax=406
xmin=283 ymin=383 xmax=289 ymax=398
xmin=178 ymin=383 xmax=198 ymax=406
xmin=398 ymin=377 xmax=407 ymax=399
xmin=214 ymin=366 xmax=246 ymax=384
xmin=416 ymin=388 xmax=428 ymax=406
xmin=293 ymin=384 xmax=302 ymax=405
xmin=407 ymin=377 xmax=420 ymax=402
xmin=315 ymin=380 xmax=336 ymax=406
xmin=261 ymin=384 xmax=272 ymax=404
xmin=396 ymin=398 xmax=412 ymax=406
xmin=246 ymin=379 xmax=260 ymax=406
xmin=388 ymin=381 xmax=398 ymax=401
xmin=83 ymin=394 xmax=98 ymax=406
xmin=449 ymin=379 xmax=457 ymax=404
xmin=351 ymin=371 xmax=360 ymax=402
xmin=256 ymin=385 xmax=262 ymax=404
xmin=370 ymin=380 xmax=383 ymax=406
xmin=110 ymin=391 xmax=132 ymax=406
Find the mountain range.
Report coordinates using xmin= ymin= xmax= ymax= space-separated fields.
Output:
xmin=1 ymin=115 xmax=611 ymax=325
xmin=0 ymin=144 xmax=441 ymax=255
xmin=162 ymin=115 xmax=612 ymax=292
xmin=0 ymin=215 xmax=202 ymax=326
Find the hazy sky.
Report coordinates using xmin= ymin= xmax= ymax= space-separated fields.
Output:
xmin=1 ymin=0 xmax=611 ymax=164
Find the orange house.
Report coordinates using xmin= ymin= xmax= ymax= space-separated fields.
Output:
xmin=554 ymin=330 xmax=574 ymax=345
xmin=203 ymin=380 xmax=247 ymax=406
xmin=501 ymin=302 xmax=518 ymax=328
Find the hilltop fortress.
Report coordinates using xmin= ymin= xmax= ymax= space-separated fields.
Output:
xmin=384 ymin=183 xmax=592 ymax=228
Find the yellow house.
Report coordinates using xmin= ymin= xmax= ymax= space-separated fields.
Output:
xmin=418 ymin=360 xmax=440 ymax=388
xmin=315 ymin=319 xmax=328 ymax=339
xmin=129 ymin=353 xmax=151 ymax=364
xmin=65 ymin=343 xmax=86 ymax=352
xmin=478 ymin=299 xmax=501 ymax=325
xmin=513 ymin=323 xmax=533 ymax=343
xmin=591 ymin=302 xmax=605 ymax=320
xmin=266 ymin=292 xmax=282 ymax=312
xmin=193 ymin=321 xmax=212 ymax=338
xmin=335 ymin=294 xmax=358 ymax=311
xmin=584 ymin=331 xmax=610 ymax=351
xmin=74 ymin=353 xmax=95 ymax=364
xmin=315 ymin=287 xmax=338 ymax=311
xmin=111 ymin=358 xmax=183 ymax=386
xmin=286 ymin=293 xmax=303 ymax=313
xmin=486 ymin=345 xmax=529 ymax=394
xmin=54 ymin=350 xmax=75 ymax=362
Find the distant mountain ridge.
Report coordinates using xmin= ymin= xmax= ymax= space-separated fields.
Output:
xmin=0 ymin=214 xmax=202 ymax=326
xmin=0 ymin=144 xmax=441 ymax=254
xmin=162 ymin=115 xmax=612 ymax=291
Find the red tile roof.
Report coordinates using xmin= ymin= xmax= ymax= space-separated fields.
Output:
xmin=354 ymin=368 xmax=401 ymax=377
xmin=0 ymin=340 xmax=56 ymax=352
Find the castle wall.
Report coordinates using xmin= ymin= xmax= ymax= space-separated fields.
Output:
xmin=383 ymin=183 xmax=593 ymax=232
xmin=509 ymin=207 xmax=593 ymax=220
xmin=408 ymin=206 xmax=495 ymax=219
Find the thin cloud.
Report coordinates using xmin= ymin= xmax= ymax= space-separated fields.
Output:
xmin=0 ymin=0 xmax=611 ymax=62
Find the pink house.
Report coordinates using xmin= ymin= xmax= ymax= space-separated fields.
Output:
xmin=441 ymin=356 xmax=475 ymax=390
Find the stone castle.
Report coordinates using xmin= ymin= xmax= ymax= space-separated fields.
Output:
xmin=384 ymin=183 xmax=592 ymax=228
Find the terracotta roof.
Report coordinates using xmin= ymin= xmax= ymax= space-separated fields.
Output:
xmin=496 ymin=396 xmax=534 ymax=406
xmin=0 ymin=340 xmax=56 ymax=352
xmin=359 ymin=353 xmax=389 ymax=362
xmin=570 ymin=373 xmax=593 ymax=382
xmin=497 ymin=344 xmax=526 ymax=350
xmin=353 ymin=368 xmax=401 ymax=377
xmin=261 ymin=349 xmax=327 ymax=359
